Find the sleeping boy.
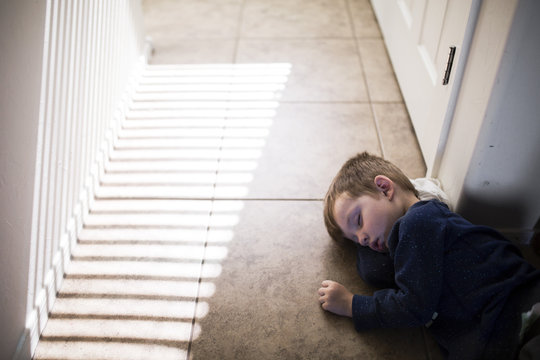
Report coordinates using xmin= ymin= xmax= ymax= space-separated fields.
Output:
xmin=318 ymin=152 xmax=540 ymax=359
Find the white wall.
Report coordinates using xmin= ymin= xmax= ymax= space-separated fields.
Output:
xmin=438 ymin=0 xmax=518 ymax=208
xmin=0 ymin=0 xmax=46 ymax=358
xmin=453 ymin=0 xmax=540 ymax=239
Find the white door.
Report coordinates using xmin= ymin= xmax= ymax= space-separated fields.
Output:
xmin=371 ymin=0 xmax=476 ymax=174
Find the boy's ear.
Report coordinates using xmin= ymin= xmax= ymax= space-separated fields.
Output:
xmin=374 ymin=175 xmax=394 ymax=199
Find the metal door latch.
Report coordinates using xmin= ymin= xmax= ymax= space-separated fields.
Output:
xmin=442 ymin=46 xmax=456 ymax=85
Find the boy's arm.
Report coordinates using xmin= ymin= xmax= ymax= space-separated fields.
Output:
xmin=356 ymin=244 xmax=396 ymax=288
xmin=352 ymin=216 xmax=446 ymax=331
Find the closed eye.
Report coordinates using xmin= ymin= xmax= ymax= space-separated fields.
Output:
xmin=357 ymin=212 xmax=362 ymax=228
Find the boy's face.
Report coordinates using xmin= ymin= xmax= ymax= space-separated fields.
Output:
xmin=333 ymin=190 xmax=404 ymax=253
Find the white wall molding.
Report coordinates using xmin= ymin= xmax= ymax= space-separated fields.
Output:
xmin=13 ymin=1 xmax=151 ymax=358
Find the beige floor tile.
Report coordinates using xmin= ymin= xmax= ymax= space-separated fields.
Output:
xmin=358 ymin=39 xmax=403 ymax=102
xmin=372 ymin=102 xmax=427 ymax=178
xmin=83 ymin=214 xmax=210 ymax=228
xmin=59 ymin=278 xmax=213 ymax=299
xmin=117 ymin=125 xmax=224 ymax=137
xmin=190 ymin=201 xmax=428 ymax=359
xmin=95 ymin=185 xmax=216 ymax=199
xmin=100 ymin=172 xmax=218 ymax=186
xmin=241 ymin=0 xmax=352 ymax=38
xmin=125 ymin=109 xmax=242 ymax=120
xmin=236 ymin=39 xmax=368 ymax=102
xmin=215 ymin=103 xmax=381 ymax=199
xmin=121 ymin=118 xmax=225 ymax=129
xmin=142 ymin=0 xmax=243 ymax=39
xmin=41 ymin=318 xmax=194 ymax=343
xmin=149 ymin=39 xmax=237 ymax=64
xmin=108 ymin=149 xmax=222 ymax=161
xmin=135 ymin=81 xmax=288 ymax=94
xmin=51 ymin=298 xmax=199 ymax=320
xmin=129 ymin=100 xmax=280 ymax=112
xmin=123 ymin=117 xmax=229 ymax=129
xmin=33 ymin=341 xmax=188 ymax=360
xmin=104 ymin=160 xmax=220 ymax=173
xmin=114 ymin=138 xmax=223 ymax=149
xmin=347 ymin=0 xmax=383 ymax=38
xmin=78 ymin=228 xmax=208 ymax=243
xmin=89 ymin=199 xmax=213 ymax=213
xmin=71 ymin=243 xmax=217 ymax=262
xmin=65 ymin=260 xmax=215 ymax=280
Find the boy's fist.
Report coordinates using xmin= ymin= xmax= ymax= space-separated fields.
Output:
xmin=318 ymin=280 xmax=353 ymax=318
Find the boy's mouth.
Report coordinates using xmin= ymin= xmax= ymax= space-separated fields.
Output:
xmin=370 ymin=238 xmax=385 ymax=252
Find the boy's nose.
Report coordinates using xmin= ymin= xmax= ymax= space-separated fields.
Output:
xmin=356 ymin=233 xmax=368 ymax=246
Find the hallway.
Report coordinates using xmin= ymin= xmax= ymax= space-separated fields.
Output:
xmin=33 ymin=0 xmax=435 ymax=359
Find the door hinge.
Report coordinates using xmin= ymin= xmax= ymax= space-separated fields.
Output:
xmin=442 ymin=46 xmax=456 ymax=85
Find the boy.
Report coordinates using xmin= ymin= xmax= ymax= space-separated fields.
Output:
xmin=318 ymin=152 xmax=540 ymax=359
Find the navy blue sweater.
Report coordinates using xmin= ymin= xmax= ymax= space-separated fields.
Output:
xmin=352 ymin=200 xmax=540 ymax=359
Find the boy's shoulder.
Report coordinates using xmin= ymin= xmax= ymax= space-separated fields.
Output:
xmin=390 ymin=200 xmax=452 ymax=244
xmin=397 ymin=199 xmax=502 ymax=245
xmin=403 ymin=199 xmax=452 ymax=223
xmin=388 ymin=200 xmax=451 ymax=257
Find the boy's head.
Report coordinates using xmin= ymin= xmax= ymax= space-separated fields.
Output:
xmin=324 ymin=152 xmax=419 ymax=242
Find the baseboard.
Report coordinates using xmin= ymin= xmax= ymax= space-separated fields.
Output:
xmin=12 ymin=327 xmax=32 ymax=360
xmin=499 ymin=228 xmax=535 ymax=244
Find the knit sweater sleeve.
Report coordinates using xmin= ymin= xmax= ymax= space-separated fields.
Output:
xmin=352 ymin=202 xmax=446 ymax=331
xmin=355 ymin=244 xmax=396 ymax=289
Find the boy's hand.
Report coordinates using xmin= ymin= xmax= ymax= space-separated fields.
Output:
xmin=318 ymin=280 xmax=353 ymax=318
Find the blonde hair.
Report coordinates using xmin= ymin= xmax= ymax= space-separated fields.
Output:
xmin=323 ymin=152 xmax=418 ymax=242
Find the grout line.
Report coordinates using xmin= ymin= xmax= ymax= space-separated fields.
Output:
xmin=187 ymin=202 xmax=213 ymax=357
xmin=185 ymin=56 xmax=228 ymax=352
xmin=126 ymin=100 xmax=406 ymax=106
xmin=235 ymin=36 xmax=383 ymax=41
xmin=212 ymin=198 xmax=324 ymax=201
xmin=93 ymin=197 xmax=323 ymax=201
xmin=232 ymin=0 xmax=247 ymax=63
xmin=151 ymin=36 xmax=383 ymax=41
xmin=277 ymin=100 xmax=403 ymax=105
xmin=187 ymin=21 xmax=236 ymax=352
xmin=344 ymin=0 xmax=386 ymax=158
xmin=126 ymin=100 xmax=402 ymax=105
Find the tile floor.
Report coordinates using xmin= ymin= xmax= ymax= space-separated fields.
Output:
xmin=33 ymin=0 xmax=441 ymax=359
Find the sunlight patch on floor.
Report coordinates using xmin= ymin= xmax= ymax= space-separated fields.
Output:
xmin=33 ymin=63 xmax=290 ymax=360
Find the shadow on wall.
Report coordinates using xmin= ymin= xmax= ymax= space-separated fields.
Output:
xmin=457 ymin=191 xmax=528 ymax=242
